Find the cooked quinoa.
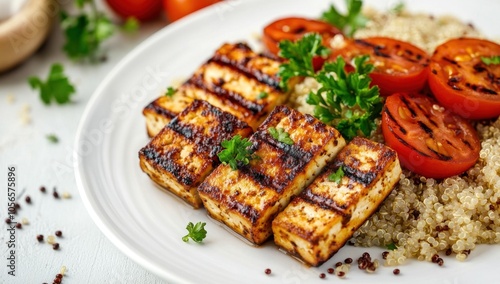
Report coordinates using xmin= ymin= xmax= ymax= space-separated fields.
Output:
xmin=289 ymin=8 xmax=500 ymax=264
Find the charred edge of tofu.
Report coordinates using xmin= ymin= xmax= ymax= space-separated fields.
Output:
xmin=198 ymin=105 xmax=346 ymax=244
xmin=211 ymin=42 xmax=282 ymax=90
xmin=272 ymin=137 xmax=402 ymax=266
xmin=139 ymin=100 xmax=252 ymax=207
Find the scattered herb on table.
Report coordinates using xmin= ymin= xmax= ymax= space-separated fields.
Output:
xmin=165 ymin=86 xmax=176 ymax=97
xmin=61 ymin=0 xmax=140 ymax=62
xmin=218 ymin=135 xmax=258 ymax=170
xmin=321 ymin=0 xmax=368 ymax=37
xmin=268 ymin=127 xmax=294 ymax=145
xmin=46 ymin=134 xmax=59 ymax=144
xmin=328 ymin=166 xmax=345 ymax=183
xmin=182 ymin=222 xmax=207 ymax=243
xmin=28 ymin=64 xmax=76 ymax=105
xmin=278 ymin=33 xmax=331 ymax=91
xmin=390 ymin=1 xmax=405 ymax=14
xmin=481 ymin=55 xmax=500 ymax=65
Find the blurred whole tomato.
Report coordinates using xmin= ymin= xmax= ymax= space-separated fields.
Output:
xmin=106 ymin=0 xmax=163 ymax=21
xmin=163 ymin=0 xmax=222 ymax=22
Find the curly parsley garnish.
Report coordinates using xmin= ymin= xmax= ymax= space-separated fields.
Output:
xmin=218 ymin=135 xmax=258 ymax=170
xmin=182 ymin=222 xmax=207 ymax=243
xmin=328 ymin=166 xmax=345 ymax=183
xmin=307 ymin=55 xmax=382 ymax=140
xmin=278 ymin=34 xmax=382 ymax=140
xmin=321 ymin=0 xmax=368 ymax=37
xmin=481 ymin=55 xmax=500 ymax=65
xmin=268 ymin=127 xmax=294 ymax=145
xmin=278 ymin=33 xmax=331 ymax=91
xmin=28 ymin=63 xmax=76 ymax=105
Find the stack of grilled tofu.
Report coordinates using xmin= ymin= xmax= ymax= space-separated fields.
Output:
xmin=138 ymin=42 xmax=402 ymax=266
xmin=142 ymin=42 xmax=289 ymax=137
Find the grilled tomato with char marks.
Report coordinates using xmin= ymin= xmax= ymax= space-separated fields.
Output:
xmin=331 ymin=37 xmax=430 ymax=96
xmin=381 ymin=92 xmax=480 ymax=179
xmin=428 ymin=38 xmax=500 ymax=119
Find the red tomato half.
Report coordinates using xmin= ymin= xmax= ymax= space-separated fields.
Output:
xmin=106 ymin=0 xmax=162 ymax=21
xmin=262 ymin=17 xmax=342 ymax=56
xmin=331 ymin=37 xmax=430 ymax=96
xmin=163 ymin=0 xmax=222 ymax=22
xmin=428 ymin=38 xmax=500 ymax=119
xmin=381 ymin=92 xmax=480 ymax=179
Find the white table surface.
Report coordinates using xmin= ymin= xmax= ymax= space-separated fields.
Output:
xmin=0 ymin=2 xmax=167 ymax=283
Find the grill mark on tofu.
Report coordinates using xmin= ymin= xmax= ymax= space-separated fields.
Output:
xmin=144 ymin=101 xmax=178 ymax=118
xmin=187 ymin=74 xmax=264 ymax=114
xmin=211 ymin=42 xmax=282 ymax=90
xmin=140 ymin=146 xmax=196 ymax=186
xmin=139 ymin=100 xmax=253 ymax=208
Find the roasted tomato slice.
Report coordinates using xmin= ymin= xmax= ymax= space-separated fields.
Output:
xmin=381 ymin=92 xmax=480 ymax=179
xmin=262 ymin=17 xmax=342 ymax=56
xmin=428 ymin=38 xmax=500 ymax=119
xmin=331 ymin=37 xmax=430 ymax=96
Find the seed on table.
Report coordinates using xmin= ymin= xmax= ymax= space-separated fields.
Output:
xmin=53 ymin=277 xmax=61 ymax=284
xmin=264 ymin=268 xmax=271 ymax=275
xmin=437 ymin=258 xmax=444 ymax=266
xmin=25 ymin=195 xmax=31 ymax=203
xmin=60 ymin=266 xmax=67 ymax=276
xmin=319 ymin=273 xmax=325 ymax=279
xmin=327 ymin=268 xmax=334 ymax=274
xmin=15 ymin=223 xmax=21 ymax=229
xmin=14 ymin=203 xmax=20 ymax=209
xmin=21 ymin=217 xmax=29 ymax=225
xmin=345 ymin=257 xmax=353 ymax=264
xmin=40 ymin=186 xmax=46 ymax=193
xmin=337 ymin=271 xmax=346 ymax=278
xmin=53 ymin=243 xmax=60 ymax=250
xmin=62 ymin=192 xmax=72 ymax=199
xmin=393 ymin=268 xmax=400 ymax=275
xmin=55 ymin=230 xmax=62 ymax=237
xmin=431 ymin=254 xmax=439 ymax=263
xmin=47 ymin=235 xmax=56 ymax=245
xmin=37 ymin=234 xmax=44 ymax=242
xmin=56 ymin=274 xmax=63 ymax=279
xmin=5 ymin=218 xmax=11 ymax=224
xmin=53 ymin=191 xmax=59 ymax=199
xmin=335 ymin=261 xmax=343 ymax=267
xmin=382 ymin=251 xmax=389 ymax=259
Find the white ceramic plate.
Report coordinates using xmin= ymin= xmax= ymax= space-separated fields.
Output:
xmin=75 ymin=0 xmax=500 ymax=283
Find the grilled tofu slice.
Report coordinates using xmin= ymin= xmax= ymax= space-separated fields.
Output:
xmin=272 ymin=137 xmax=402 ymax=266
xmin=143 ymin=42 xmax=292 ymax=137
xmin=198 ymin=106 xmax=346 ymax=244
xmin=142 ymin=87 xmax=194 ymax=137
xmin=139 ymin=100 xmax=252 ymax=208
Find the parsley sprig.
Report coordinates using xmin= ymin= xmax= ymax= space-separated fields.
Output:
xmin=278 ymin=34 xmax=331 ymax=91
xmin=321 ymin=0 xmax=368 ymax=37
xmin=61 ymin=0 xmax=139 ymax=62
xmin=28 ymin=64 xmax=76 ymax=105
xmin=218 ymin=135 xmax=258 ymax=170
xmin=278 ymin=34 xmax=382 ymax=140
xmin=182 ymin=222 xmax=207 ymax=243
xmin=307 ymin=55 xmax=382 ymax=140
xmin=328 ymin=166 xmax=345 ymax=183
xmin=481 ymin=55 xmax=500 ymax=65
xmin=268 ymin=127 xmax=294 ymax=145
